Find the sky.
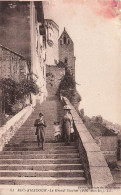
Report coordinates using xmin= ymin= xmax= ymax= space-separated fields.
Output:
xmin=44 ymin=0 xmax=121 ymax=125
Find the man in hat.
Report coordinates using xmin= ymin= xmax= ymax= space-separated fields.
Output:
xmin=34 ymin=113 xmax=46 ymax=149
xmin=62 ymin=105 xmax=73 ymax=145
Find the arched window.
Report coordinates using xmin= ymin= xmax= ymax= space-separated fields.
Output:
xmin=68 ymin=39 xmax=70 ymax=44
xmin=63 ymin=36 xmax=66 ymax=44
xmin=65 ymin=58 xmax=68 ymax=64
xmin=60 ymin=40 xmax=62 ymax=45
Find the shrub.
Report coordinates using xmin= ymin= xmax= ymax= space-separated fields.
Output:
xmin=58 ymin=71 xmax=75 ymax=92
xmin=57 ymin=71 xmax=81 ymax=107
xmin=16 ymin=79 xmax=39 ymax=100
xmin=0 ymin=78 xmax=40 ymax=114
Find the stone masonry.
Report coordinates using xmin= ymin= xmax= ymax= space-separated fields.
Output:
xmin=45 ymin=19 xmax=59 ymax=66
xmin=59 ymin=28 xmax=76 ymax=80
xmin=0 ymin=45 xmax=29 ymax=82
xmin=46 ymin=65 xmax=65 ymax=96
xmin=0 ymin=2 xmax=31 ymax=59
xmin=0 ymin=45 xmax=29 ymax=114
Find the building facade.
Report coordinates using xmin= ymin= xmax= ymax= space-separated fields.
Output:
xmin=45 ymin=19 xmax=59 ymax=66
xmin=0 ymin=45 xmax=29 ymax=115
xmin=0 ymin=1 xmax=47 ymax=106
xmin=30 ymin=2 xmax=47 ymax=104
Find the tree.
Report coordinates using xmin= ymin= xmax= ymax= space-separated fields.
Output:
xmin=58 ymin=71 xmax=75 ymax=92
xmin=57 ymin=71 xmax=81 ymax=105
xmin=16 ymin=79 xmax=39 ymax=100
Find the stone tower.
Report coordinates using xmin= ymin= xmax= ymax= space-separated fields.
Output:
xmin=58 ymin=28 xmax=76 ymax=80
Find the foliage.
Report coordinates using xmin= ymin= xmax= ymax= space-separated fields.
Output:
xmin=57 ymin=61 xmax=65 ymax=68
xmin=0 ymin=78 xmax=16 ymax=92
xmin=59 ymin=89 xmax=75 ymax=101
xmin=58 ymin=71 xmax=75 ymax=92
xmin=0 ymin=78 xmax=16 ymax=112
xmin=16 ymin=79 xmax=39 ymax=100
xmin=57 ymin=71 xmax=81 ymax=108
xmin=0 ymin=78 xmax=40 ymax=114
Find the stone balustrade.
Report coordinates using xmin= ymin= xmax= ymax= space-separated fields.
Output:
xmin=62 ymin=96 xmax=114 ymax=187
xmin=0 ymin=105 xmax=33 ymax=151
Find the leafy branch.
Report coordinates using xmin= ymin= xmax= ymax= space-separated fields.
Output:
xmin=0 ymin=78 xmax=40 ymax=114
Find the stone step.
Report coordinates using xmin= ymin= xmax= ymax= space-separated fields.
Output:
xmin=8 ymin=137 xmax=54 ymax=141
xmin=5 ymin=144 xmax=76 ymax=149
xmin=0 ymin=176 xmax=86 ymax=185
xmin=11 ymin=135 xmax=55 ymax=139
xmin=0 ymin=158 xmax=81 ymax=164
xmin=3 ymin=147 xmax=78 ymax=151
xmin=10 ymin=135 xmax=54 ymax=138
xmin=14 ymin=135 xmax=54 ymax=138
xmin=0 ymin=150 xmax=78 ymax=155
xmin=0 ymin=170 xmax=84 ymax=177
xmin=8 ymin=139 xmax=55 ymax=143
xmin=0 ymin=96 xmax=87 ymax=186
xmin=0 ymin=153 xmax=79 ymax=159
xmin=24 ymin=121 xmax=54 ymax=125
xmin=7 ymin=137 xmax=54 ymax=142
xmin=13 ymin=132 xmax=55 ymax=135
xmin=14 ymin=130 xmax=54 ymax=134
xmin=15 ymin=130 xmax=54 ymax=133
xmin=5 ymin=142 xmax=76 ymax=147
xmin=26 ymin=118 xmax=58 ymax=121
xmin=0 ymin=164 xmax=83 ymax=171
xmin=15 ymin=127 xmax=56 ymax=133
xmin=4 ymin=145 xmax=76 ymax=149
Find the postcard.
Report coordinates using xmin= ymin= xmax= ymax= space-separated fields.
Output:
xmin=0 ymin=0 xmax=121 ymax=195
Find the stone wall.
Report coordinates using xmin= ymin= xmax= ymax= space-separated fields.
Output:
xmin=0 ymin=45 xmax=29 ymax=115
xmin=83 ymin=117 xmax=118 ymax=163
xmin=100 ymin=136 xmax=117 ymax=163
xmin=46 ymin=65 xmax=65 ymax=96
xmin=45 ymin=19 xmax=59 ymax=66
xmin=0 ymin=45 xmax=29 ymax=82
xmin=61 ymin=96 xmax=114 ymax=187
xmin=59 ymin=29 xmax=75 ymax=80
xmin=0 ymin=2 xmax=31 ymax=59
xmin=0 ymin=105 xmax=33 ymax=151
xmin=30 ymin=2 xmax=47 ymax=105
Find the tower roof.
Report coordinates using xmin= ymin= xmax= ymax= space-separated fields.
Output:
xmin=59 ymin=27 xmax=73 ymax=43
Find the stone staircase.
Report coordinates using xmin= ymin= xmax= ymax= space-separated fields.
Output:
xmin=0 ymin=96 xmax=87 ymax=186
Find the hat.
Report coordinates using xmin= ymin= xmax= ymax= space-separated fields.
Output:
xmin=63 ymin=105 xmax=71 ymax=110
xmin=39 ymin=112 xmax=44 ymax=117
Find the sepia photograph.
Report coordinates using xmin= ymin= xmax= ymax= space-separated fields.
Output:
xmin=0 ymin=0 xmax=121 ymax=194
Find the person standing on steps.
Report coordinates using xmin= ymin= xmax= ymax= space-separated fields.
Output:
xmin=62 ymin=105 xmax=73 ymax=145
xmin=54 ymin=121 xmax=61 ymax=142
xmin=34 ymin=113 xmax=46 ymax=150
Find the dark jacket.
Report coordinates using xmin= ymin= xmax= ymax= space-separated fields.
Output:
xmin=34 ymin=119 xmax=46 ymax=130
